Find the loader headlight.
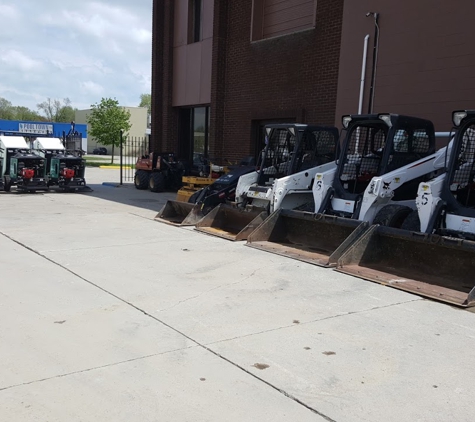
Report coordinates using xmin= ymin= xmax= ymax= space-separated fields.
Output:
xmin=342 ymin=115 xmax=352 ymax=128
xmin=378 ymin=114 xmax=392 ymax=127
xmin=452 ymin=111 xmax=467 ymax=127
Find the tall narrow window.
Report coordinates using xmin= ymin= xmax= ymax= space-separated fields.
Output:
xmin=189 ymin=0 xmax=203 ymax=43
xmin=193 ymin=106 xmax=208 ymax=157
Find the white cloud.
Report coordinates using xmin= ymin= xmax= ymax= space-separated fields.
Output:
xmin=0 ymin=0 xmax=152 ymax=112
xmin=0 ymin=49 xmax=43 ymax=71
xmin=0 ymin=4 xmax=19 ymax=19
xmin=82 ymin=81 xmax=104 ymax=96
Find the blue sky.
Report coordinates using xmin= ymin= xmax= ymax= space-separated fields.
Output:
xmin=0 ymin=0 xmax=152 ymax=111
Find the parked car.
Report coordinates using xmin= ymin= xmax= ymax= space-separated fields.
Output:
xmin=92 ymin=147 xmax=108 ymax=155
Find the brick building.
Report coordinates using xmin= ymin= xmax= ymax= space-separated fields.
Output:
xmin=151 ymin=0 xmax=344 ymax=164
xmin=151 ymin=0 xmax=475 ymax=163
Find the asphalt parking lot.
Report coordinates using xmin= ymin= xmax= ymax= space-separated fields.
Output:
xmin=1 ymin=167 xmax=474 ymax=422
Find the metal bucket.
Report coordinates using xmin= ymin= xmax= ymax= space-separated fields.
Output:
xmin=194 ymin=204 xmax=268 ymax=241
xmin=155 ymin=200 xmax=203 ymax=226
xmin=336 ymin=225 xmax=475 ymax=307
xmin=246 ymin=209 xmax=368 ymax=267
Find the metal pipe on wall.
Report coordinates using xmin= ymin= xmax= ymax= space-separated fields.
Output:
xmin=367 ymin=12 xmax=380 ymax=114
xmin=358 ymin=34 xmax=370 ymax=114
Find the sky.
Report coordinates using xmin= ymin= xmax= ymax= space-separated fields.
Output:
xmin=0 ymin=0 xmax=152 ymax=112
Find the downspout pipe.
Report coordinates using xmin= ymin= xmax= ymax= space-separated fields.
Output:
xmin=358 ymin=34 xmax=370 ymax=114
xmin=367 ymin=12 xmax=380 ymax=114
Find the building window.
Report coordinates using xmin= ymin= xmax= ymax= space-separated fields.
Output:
xmin=251 ymin=0 xmax=316 ymax=42
xmin=189 ymin=0 xmax=203 ymax=43
xmin=192 ymin=106 xmax=209 ymax=158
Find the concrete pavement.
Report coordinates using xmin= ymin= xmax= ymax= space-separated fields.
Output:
xmin=0 ymin=167 xmax=474 ymax=421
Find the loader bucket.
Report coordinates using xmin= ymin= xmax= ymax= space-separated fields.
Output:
xmin=195 ymin=204 xmax=268 ymax=241
xmin=247 ymin=209 xmax=369 ymax=267
xmin=155 ymin=200 xmax=203 ymax=226
xmin=336 ymin=225 xmax=475 ymax=307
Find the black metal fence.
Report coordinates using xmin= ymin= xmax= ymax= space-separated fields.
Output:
xmin=119 ymin=133 xmax=150 ymax=184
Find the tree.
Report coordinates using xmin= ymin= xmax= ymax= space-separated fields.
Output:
xmin=37 ymin=97 xmax=76 ymax=122
xmin=57 ymin=104 xmax=76 ymax=123
xmin=0 ymin=97 xmax=15 ymax=120
xmin=139 ymin=93 xmax=151 ymax=115
xmin=13 ymin=106 xmax=45 ymax=121
xmin=87 ymin=98 xmax=131 ymax=163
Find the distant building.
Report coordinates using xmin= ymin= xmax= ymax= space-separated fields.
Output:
xmin=75 ymin=107 xmax=148 ymax=154
xmin=0 ymin=119 xmax=87 ymax=150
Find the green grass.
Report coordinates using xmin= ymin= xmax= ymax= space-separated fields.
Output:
xmin=84 ymin=155 xmax=109 ymax=162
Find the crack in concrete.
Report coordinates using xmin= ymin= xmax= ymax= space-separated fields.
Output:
xmin=205 ymin=298 xmax=422 ymax=346
xmin=0 ymin=231 xmax=335 ymax=421
xmin=156 ymin=268 xmax=262 ymax=312
xmin=0 ymin=346 xmax=197 ymax=392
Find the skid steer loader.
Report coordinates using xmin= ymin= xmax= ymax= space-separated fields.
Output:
xmin=32 ymin=137 xmax=89 ymax=191
xmin=248 ymin=113 xmax=442 ymax=265
xmin=194 ymin=123 xmax=339 ymax=240
xmin=156 ymin=165 xmax=255 ymax=226
xmin=335 ymin=110 xmax=475 ymax=307
xmin=0 ymin=136 xmax=48 ymax=192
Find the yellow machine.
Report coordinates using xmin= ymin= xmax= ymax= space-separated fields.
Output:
xmin=175 ymin=176 xmax=217 ymax=202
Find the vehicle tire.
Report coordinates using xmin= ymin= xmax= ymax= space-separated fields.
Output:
xmin=188 ymin=189 xmax=204 ymax=204
xmin=3 ymin=177 xmax=11 ymax=192
xmin=401 ymin=209 xmax=421 ymax=232
xmin=372 ymin=204 xmax=413 ymax=228
xmin=149 ymin=172 xmax=166 ymax=193
xmin=134 ymin=170 xmax=149 ymax=190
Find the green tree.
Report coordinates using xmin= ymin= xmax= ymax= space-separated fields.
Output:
xmin=13 ymin=106 xmax=45 ymax=121
xmin=37 ymin=97 xmax=76 ymax=122
xmin=87 ymin=98 xmax=131 ymax=163
xmin=0 ymin=97 xmax=15 ymax=120
xmin=139 ymin=93 xmax=151 ymax=114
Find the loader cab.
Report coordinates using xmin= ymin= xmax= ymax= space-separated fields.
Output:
xmin=333 ymin=114 xmax=435 ymax=205
xmin=438 ymin=110 xmax=475 ymax=224
xmin=295 ymin=126 xmax=338 ymax=172
xmin=257 ymin=124 xmax=338 ymax=186
xmin=257 ymin=125 xmax=298 ymax=185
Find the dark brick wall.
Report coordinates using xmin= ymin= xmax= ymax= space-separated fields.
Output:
xmin=151 ymin=0 xmax=178 ymax=153
xmin=209 ymin=0 xmax=344 ymax=162
xmin=151 ymin=0 xmax=344 ymax=163
xmin=209 ymin=1 xmax=228 ymax=163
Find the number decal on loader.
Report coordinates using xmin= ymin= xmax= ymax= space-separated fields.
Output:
xmin=421 ymin=192 xmax=429 ymax=206
xmin=316 ymin=180 xmax=322 ymax=190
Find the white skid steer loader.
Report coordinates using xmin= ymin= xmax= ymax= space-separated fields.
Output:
xmin=247 ymin=113 xmax=447 ymax=265
xmin=194 ymin=123 xmax=339 ymax=240
xmin=335 ymin=110 xmax=475 ymax=307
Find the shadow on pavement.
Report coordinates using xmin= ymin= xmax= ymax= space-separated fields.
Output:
xmin=77 ymin=182 xmax=177 ymax=213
